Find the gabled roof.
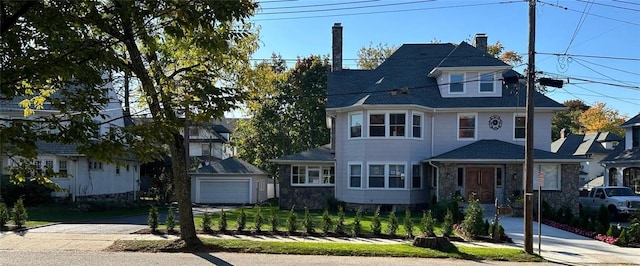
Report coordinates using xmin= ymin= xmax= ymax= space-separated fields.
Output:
xmin=621 ymin=113 xmax=640 ymax=128
xmin=190 ymin=157 xmax=267 ymax=175
xmin=425 ymin=139 xmax=582 ymax=162
xmin=551 ymin=132 xmax=621 ymax=156
xmin=327 ymin=42 xmax=563 ymax=110
xmin=601 ymin=138 xmax=640 ymax=164
xmin=271 ymin=144 xmax=335 ymax=164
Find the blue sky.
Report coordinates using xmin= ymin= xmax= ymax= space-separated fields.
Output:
xmin=248 ymin=0 xmax=640 ymax=118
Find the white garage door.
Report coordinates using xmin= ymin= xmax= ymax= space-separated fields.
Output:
xmin=199 ymin=180 xmax=250 ymax=204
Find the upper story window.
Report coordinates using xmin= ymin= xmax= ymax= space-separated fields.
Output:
xmin=633 ymin=126 xmax=640 ymax=148
xmin=412 ymin=114 xmax=422 ymax=138
xmin=389 ymin=113 xmax=406 ymax=137
xmin=201 ymin=144 xmax=211 ymax=156
xmin=480 ymin=73 xmax=494 ymax=92
xmin=449 ymin=74 xmax=464 ymax=93
xmin=514 ymin=115 xmax=525 ymax=139
xmin=350 ymin=113 xmax=363 ymax=138
xmin=291 ymin=165 xmax=335 ymax=186
xmin=458 ymin=113 xmax=477 ymax=140
xmin=369 ymin=114 xmax=386 ymax=137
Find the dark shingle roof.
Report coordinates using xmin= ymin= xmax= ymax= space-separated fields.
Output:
xmin=426 ymin=139 xmax=582 ymax=162
xmin=621 ymin=113 xmax=640 ymax=127
xmin=36 ymin=141 xmax=83 ymax=156
xmin=191 ymin=157 xmax=267 ymax=175
xmin=271 ymin=144 xmax=334 ymax=163
xmin=327 ymin=43 xmax=563 ymax=110
xmin=601 ymin=138 xmax=640 ymax=164
xmin=551 ymin=132 xmax=620 ymax=156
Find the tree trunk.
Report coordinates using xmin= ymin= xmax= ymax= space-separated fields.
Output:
xmin=168 ymin=131 xmax=202 ymax=246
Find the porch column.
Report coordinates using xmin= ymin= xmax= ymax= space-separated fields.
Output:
xmin=617 ymin=167 xmax=625 ymax=187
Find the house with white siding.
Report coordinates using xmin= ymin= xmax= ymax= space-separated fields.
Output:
xmin=601 ymin=113 xmax=640 ymax=193
xmin=273 ymin=23 xmax=583 ymax=212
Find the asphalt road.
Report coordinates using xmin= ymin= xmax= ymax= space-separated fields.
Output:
xmin=0 ymin=250 xmax=558 ymax=266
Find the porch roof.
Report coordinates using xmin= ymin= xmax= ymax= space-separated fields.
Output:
xmin=601 ymin=146 xmax=640 ymax=165
xmin=424 ymin=139 xmax=584 ymax=163
xmin=270 ymin=144 xmax=335 ymax=164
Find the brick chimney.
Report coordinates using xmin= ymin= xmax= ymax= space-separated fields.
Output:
xmin=332 ymin=23 xmax=342 ymax=72
xmin=473 ymin=33 xmax=488 ymax=53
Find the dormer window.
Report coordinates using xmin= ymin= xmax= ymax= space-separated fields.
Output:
xmin=633 ymin=126 xmax=640 ymax=148
xmin=449 ymin=74 xmax=464 ymax=93
xmin=480 ymin=73 xmax=494 ymax=92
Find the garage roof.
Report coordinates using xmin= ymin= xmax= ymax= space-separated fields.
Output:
xmin=191 ymin=157 xmax=267 ymax=175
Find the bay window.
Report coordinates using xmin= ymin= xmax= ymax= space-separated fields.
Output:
xmin=412 ymin=114 xmax=422 ymax=138
xmin=368 ymin=164 xmax=385 ymax=188
xmin=350 ymin=113 xmax=363 ymax=138
xmin=388 ymin=164 xmax=405 ymax=188
xmin=349 ymin=164 xmax=362 ymax=188
xmin=389 ymin=113 xmax=406 ymax=137
xmin=369 ymin=114 xmax=385 ymax=137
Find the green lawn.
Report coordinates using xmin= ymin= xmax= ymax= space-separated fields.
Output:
xmin=24 ymin=204 xmax=151 ymax=227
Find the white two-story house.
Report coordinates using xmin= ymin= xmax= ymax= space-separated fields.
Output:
xmin=601 ymin=113 xmax=640 ymax=193
xmin=1 ymin=78 xmax=140 ymax=202
xmin=273 ymin=23 xmax=582 ymax=211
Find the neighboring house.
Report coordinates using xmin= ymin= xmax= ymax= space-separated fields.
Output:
xmin=273 ymin=23 xmax=583 ymax=212
xmin=0 ymin=81 xmax=141 ymax=202
xmin=551 ymin=129 xmax=621 ymax=187
xmin=189 ymin=157 xmax=272 ymax=204
xmin=186 ymin=123 xmax=234 ymax=166
xmin=601 ymin=113 xmax=640 ymax=193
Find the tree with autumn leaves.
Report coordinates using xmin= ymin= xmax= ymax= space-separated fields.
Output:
xmin=578 ymin=102 xmax=626 ymax=137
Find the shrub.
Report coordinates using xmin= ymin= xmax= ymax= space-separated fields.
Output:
xmin=253 ymin=207 xmax=263 ymax=232
xmin=269 ymin=208 xmax=278 ymax=232
xmin=0 ymin=203 xmax=10 ymax=229
xmin=627 ymin=214 xmax=640 ymax=243
xmin=303 ymin=207 xmax=315 ymax=233
xmin=218 ymin=209 xmax=227 ymax=232
xmin=606 ymin=224 xmax=615 ymax=237
xmin=147 ymin=206 xmax=159 ymax=231
xmin=321 ymin=209 xmax=333 ymax=234
xmin=335 ymin=206 xmax=345 ymax=235
xmin=540 ymin=200 xmax=552 ymax=220
xmin=597 ymin=205 xmax=610 ymax=234
xmin=403 ymin=208 xmax=414 ymax=238
xmin=420 ymin=210 xmax=435 ymax=236
xmin=236 ymin=208 xmax=247 ymax=231
xmin=617 ymin=228 xmax=630 ymax=246
xmin=371 ymin=206 xmax=382 ymax=235
xmin=352 ymin=208 xmax=362 ymax=237
xmin=483 ymin=219 xmax=490 ymax=235
xmin=326 ymin=197 xmax=345 ymax=212
xmin=165 ymin=206 xmax=176 ymax=232
xmin=562 ymin=206 xmax=574 ymax=225
xmin=442 ymin=209 xmax=454 ymax=237
xmin=286 ymin=208 xmax=298 ymax=234
xmin=12 ymin=198 xmax=28 ymax=229
xmin=201 ymin=211 xmax=212 ymax=233
xmin=387 ymin=210 xmax=398 ymax=236
xmin=462 ymin=198 xmax=485 ymax=238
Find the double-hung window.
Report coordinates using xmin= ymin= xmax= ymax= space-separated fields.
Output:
xmin=368 ymin=164 xmax=385 ymax=188
xmin=388 ymin=164 xmax=405 ymax=188
xmin=412 ymin=114 xmax=422 ymax=138
xmin=369 ymin=114 xmax=385 ymax=137
xmin=292 ymin=165 xmax=335 ymax=186
xmin=480 ymin=73 xmax=494 ymax=92
xmin=349 ymin=164 xmax=362 ymax=188
xmin=389 ymin=113 xmax=405 ymax=137
xmin=514 ymin=115 xmax=526 ymax=139
xmin=350 ymin=113 xmax=363 ymax=138
xmin=412 ymin=164 xmax=421 ymax=189
xmin=58 ymin=160 xmax=68 ymax=175
xmin=450 ymin=74 xmax=464 ymax=93
xmin=458 ymin=114 xmax=476 ymax=140
xmin=292 ymin=166 xmax=305 ymax=184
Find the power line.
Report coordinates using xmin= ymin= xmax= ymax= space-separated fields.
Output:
xmin=572 ymin=59 xmax=638 ymax=88
xmin=259 ymin=0 xmax=380 ymax=10
xmin=554 ymin=90 xmax=640 ymax=101
xmin=564 ymin=0 xmax=593 ymax=54
xmin=538 ymin=0 xmax=640 ymax=26
xmin=613 ymin=0 xmax=640 ymax=6
xmin=572 ymin=58 xmax=640 ymax=76
xmin=256 ymin=0 xmax=435 ymax=15
xmin=536 ymin=52 xmax=640 ymax=61
xmin=569 ymin=83 xmax=640 ymax=106
xmin=577 ymin=0 xmax=640 ymax=12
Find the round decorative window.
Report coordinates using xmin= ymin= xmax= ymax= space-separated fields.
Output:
xmin=489 ymin=114 xmax=502 ymax=130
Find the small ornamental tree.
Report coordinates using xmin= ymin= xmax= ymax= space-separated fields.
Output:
xmin=218 ymin=209 xmax=228 ymax=232
xmin=336 ymin=206 xmax=346 ymax=235
xmin=303 ymin=207 xmax=315 ymax=233
xmin=165 ymin=206 xmax=176 ymax=232
xmin=442 ymin=209 xmax=454 ymax=237
xmin=287 ymin=208 xmax=298 ymax=234
xmin=12 ymin=198 xmax=28 ymax=229
xmin=321 ymin=209 xmax=333 ymax=234
xmin=597 ymin=205 xmax=610 ymax=234
xmin=253 ymin=207 xmax=263 ymax=232
xmin=387 ymin=211 xmax=398 ymax=236
xmin=403 ymin=208 xmax=414 ymax=238
xmin=147 ymin=206 xmax=159 ymax=231
xmin=0 ymin=203 xmax=10 ymax=229
xmin=269 ymin=208 xmax=279 ymax=232
xmin=617 ymin=228 xmax=630 ymax=247
xmin=371 ymin=206 xmax=382 ymax=235
xmin=352 ymin=208 xmax=362 ymax=237
xmin=236 ymin=208 xmax=247 ymax=231
xmin=420 ymin=210 xmax=435 ymax=237
xmin=606 ymin=224 xmax=615 ymax=237
xmin=201 ymin=211 xmax=212 ymax=233
xmin=462 ymin=198 xmax=485 ymax=238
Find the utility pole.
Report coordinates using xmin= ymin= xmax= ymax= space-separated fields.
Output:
xmin=524 ymin=0 xmax=536 ymax=254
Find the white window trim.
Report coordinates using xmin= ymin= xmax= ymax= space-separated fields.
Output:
xmin=449 ymin=73 xmax=465 ymax=94
xmin=388 ymin=112 xmax=408 ymax=138
xmin=348 ymin=111 xmax=363 ymax=140
xmin=348 ymin=162 xmax=363 ymax=189
xmin=457 ymin=113 xmax=477 ymax=141
xmin=479 ymin=73 xmax=495 ymax=93
xmin=411 ymin=112 xmax=424 ymax=140
xmin=368 ymin=111 xmax=387 ymax=138
xmin=366 ymin=162 xmax=408 ymax=190
xmin=291 ymin=165 xmax=335 ymax=187
xmin=411 ymin=162 xmax=422 ymax=190
xmin=530 ymin=164 xmax=562 ymax=191
xmin=513 ymin=113 xmax=526 ymax=141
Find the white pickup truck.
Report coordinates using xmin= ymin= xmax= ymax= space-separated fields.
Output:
xmin=579 ymin=186 xmax=640 ymax=221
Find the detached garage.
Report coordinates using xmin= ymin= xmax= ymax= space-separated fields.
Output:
xmin=190 ymin=157 xmax=271 ymax=205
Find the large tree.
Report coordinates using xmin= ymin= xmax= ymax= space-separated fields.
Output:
xmin=1 ymin=0 xmax=258 ymax=246
xmin=234 ymin=55 xmax=330 ymax=177
xmin=579 ymin=102 xmax=626 ymax=137
xmin=356 ymin=42 xmax=398 ymax=70
xmin=551 ymin=99 xmax=590 ymax=140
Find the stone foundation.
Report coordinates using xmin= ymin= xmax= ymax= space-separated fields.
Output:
xmin=278 ymin=165 xmax=334 ymax=210
xmin=343 ymin=203 xmax=429 ymax=213
xmin=75 ymin=191 xmax=137 ymax=202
